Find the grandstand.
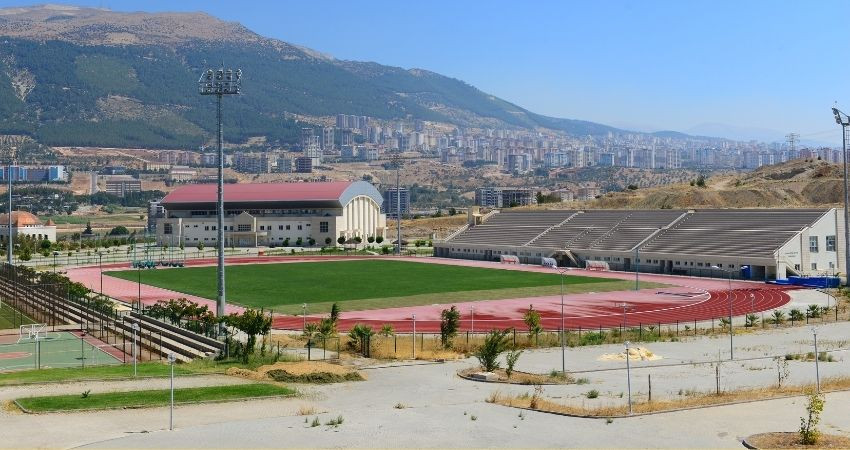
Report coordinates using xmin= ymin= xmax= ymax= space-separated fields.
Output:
xmin=434 ymin=208 xmax=845 ymax=281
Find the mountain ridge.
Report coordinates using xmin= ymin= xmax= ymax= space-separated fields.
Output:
xmin=0 ymin=4 xmax=718 ymax=149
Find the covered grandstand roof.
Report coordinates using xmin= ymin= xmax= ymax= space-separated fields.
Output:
xmin=444 ymin=208 xmax=831 ymax=258
xmin=161 ymin=181 xmax=383 ymax=210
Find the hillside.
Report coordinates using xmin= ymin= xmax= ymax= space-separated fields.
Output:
xmin=583 ymin=159 xmax=844 ymax=209
xmin=0 ymin=4 xmax=624 ymax=149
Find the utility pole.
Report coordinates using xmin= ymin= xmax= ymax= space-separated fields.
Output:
xmin=199 ymin=67 xmax=242 ymax=324
xmin=6 ymin=146 xmax=15 ymax=265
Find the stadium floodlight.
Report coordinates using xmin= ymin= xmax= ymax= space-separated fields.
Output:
xmin=198 ymin=67 xmax=242 ymax=325
xmin=168 ymin=352 xmax=176 ymax=430
xmin=832 ymin=107 xmax=850 ymax=287
xmin=711 ymin=265 xmax=735 ymax=360
xmin=6 ymin=146 xmax=16 ymax=266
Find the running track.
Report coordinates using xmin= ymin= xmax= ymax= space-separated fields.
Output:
xmin=65 ymin=256 xmax=797 ymax=333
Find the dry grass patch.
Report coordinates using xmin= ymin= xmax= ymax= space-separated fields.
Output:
xmin=297 ymin=404 xmax=318 ymax=416
xmin=226 ymin=361 xmax=364 ymax=384
xmin=492 ymin=376 xmax=850 ymax=418
xmin=746 ymin=432 xmax=850 ymax=449
xmin=459 ymin=367 xmax=574 ymax=385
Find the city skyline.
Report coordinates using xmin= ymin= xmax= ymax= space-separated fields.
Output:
xmin=0 ymin=0 xmax=846 ymax=144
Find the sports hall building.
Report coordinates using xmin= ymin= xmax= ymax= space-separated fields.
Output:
xmin=434 ymin=208 xmax=846 ymax=281
xmin=156 ymin=181 xmax=386 ymax=247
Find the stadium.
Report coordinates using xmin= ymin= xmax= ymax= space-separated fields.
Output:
xmin=57 ymin=197 xmax=846 ymax=336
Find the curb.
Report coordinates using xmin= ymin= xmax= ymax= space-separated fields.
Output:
xmin=457 ymin=370 xmax=570 ymax=385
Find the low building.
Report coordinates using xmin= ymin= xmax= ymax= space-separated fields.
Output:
xmin=0 ymin=211 xmax=57 ymax=243
xmin=295 ymin=157 xmax=313 ymax=173
xmin=155 ymin=181 xmax=386 ymax=247
xmin=475 ymin=187 xmax=534 ymax=208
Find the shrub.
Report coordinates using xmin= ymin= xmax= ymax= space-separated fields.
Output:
xmin=337 ymin=236 xmax=346 ymax=245
xmin=308 ymin=238 xmax=316 ymax=246
xmin=296 ymin=237 xmax=303 ymax=246
xmin=330 ymin=303 xmax=340 ymax=329
xmin=303 ymin=322 xmax=319 ymax=338
xmin=347 ymin=323 xmax=374 ymax=353
xmin=523 ymin=306 xmax=542 ymax=343
xmin=375 ymin=236 xmax=384 ymax=244
xmin=770 ymin=310 xmax=786 ymax=325
xmin=505 ymin=349 xmax=522 ymax=379
xmin=197 ymin=242 xmax=205 ymax=251
xmin=367 ymin=236 xmax=375 ymax=243
xmin=745 ymin=314 xmax=759 ymax=328
xmin=807 ymin=304 xmax=821 ymax=319
xmin=379 ymin=324 xmax=394 ymax=337
xmin=799 ymin=391 xmax=824 ymax=445
xmin=585 ymin=389 xmax=599 ymax=399
xmin=325 ymin=237 xmax=332 ymax=245
xmin=476 ymin=329 xmax=510 ymax=372
xmin=790 ymin=308 xmax=805 ymax=322
xmin=354 ymin=236 xmax=362 ymax=244
xmin=440 ymin=305 xmax=460 ymax=348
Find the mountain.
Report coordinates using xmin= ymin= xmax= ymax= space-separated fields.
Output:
xmin=583 ymin=159 xmax=844 ymax=209
xmin=0 ymin=4 xmax=625 ymax=149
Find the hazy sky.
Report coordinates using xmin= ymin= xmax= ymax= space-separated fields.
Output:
xmin=3 ymin=0 xmax=848 ymax=142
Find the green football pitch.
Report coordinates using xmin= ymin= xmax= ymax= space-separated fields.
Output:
xmin=107 ymin=259 xmax=662 ymax=314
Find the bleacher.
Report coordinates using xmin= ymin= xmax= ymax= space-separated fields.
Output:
xmin=638 ymin=209 xmax=827 ymax=258
xmin=444 ymin=208 xmax=830 ymax=258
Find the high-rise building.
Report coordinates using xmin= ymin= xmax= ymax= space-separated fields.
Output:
xmin=382 ymin=187 xmax=410 ymax=219
xmin=322 ymin=127 xmax=335 ymax=150
xmin=295 ymin=157 xmax=313 ymax=173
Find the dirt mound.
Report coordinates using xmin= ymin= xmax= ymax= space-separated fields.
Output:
xmin=598 ymin=346 xmax=661 ymax=361
xmin=226 ymin=361 xmax=364 ymax=384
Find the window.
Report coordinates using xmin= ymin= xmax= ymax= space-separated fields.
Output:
xmin=286 ymin=225 xmax=291 ymax=230
xmin=320 ymin=221 xmax=328 ymax=233
xmin=810 ymin=236 xmax=819 ymax=253
xmin=212 ymin=226 xmax=216 ymax=231
xmin=811 ymin=262 xmax=818 ymax=270
xmin=826 ymin=235 xmax=836 ymax=252
xmin=163 ymin=223 xmax=172 ymax=235
xmin=297 ymin=225 xmax=303 ymax=230
xmin=237 ymin=224 xmax=251 ymax=232
xmin=279 ymin=225 xmax=284 ymax=230
xmin=204 ymin=226 xmax=209 ymax=231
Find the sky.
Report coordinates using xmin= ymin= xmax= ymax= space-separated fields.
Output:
xmin=3 ymin=0 xmax=849 ymax=143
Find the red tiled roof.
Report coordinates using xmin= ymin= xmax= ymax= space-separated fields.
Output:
xmin=161 ymin=182 xmax=354 ymax=204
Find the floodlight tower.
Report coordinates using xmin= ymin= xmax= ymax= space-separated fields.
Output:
xmin=6 ymin=146 xmax=14 ymax=265
xmin=832 ymin=107 xmax=850 ymax=286
xmin=199 ymin=67 xmax=242 ymax=322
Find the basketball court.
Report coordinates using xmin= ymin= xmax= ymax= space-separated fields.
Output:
xmin=0 ymin=326 xmax=123 ymax=372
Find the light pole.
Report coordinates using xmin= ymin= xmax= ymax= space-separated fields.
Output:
xmin=199 ymin=67 xmax=242 ymax=326
xmin=551 ymin=266 xmax=570 ymax=375
xmin=832 ymin=107 xmax=850 ymax=287
xmin=470 ymin=305 xmax=474 ymax=335
xmin=6 ymin=147 xmax=14 ymax=266
xmin=98 ymin=252 xmax=103 ymax=294
xmin=712 ymin=265 xmax=734 ymax=360
xmin=634 ymin=247 xmax=639 ymax=291
xmin=625 ymin=340 xmax=632 ymax=415
xmin=81 ymin=330 xmax=86 ymax=369
xmin=411 ymin=314 xmax=416 ymax=360
xmin=617 ymin=302 xmax=633 ymax=339
xmin=168 ymin=352 xmax=176 ymax=430
xmin=132 ymin=322 xmax=139 ymax=377
xmin=52 ymin=251 xmax=57 ymax=273
xmin=302 ymin=303 xmax=307 ymax=331
xmin=812 ymin=327 xmax=820 ymax=393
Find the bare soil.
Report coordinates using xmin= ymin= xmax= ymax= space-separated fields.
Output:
xmin=746 ymin=432 xmax=850 ymax=449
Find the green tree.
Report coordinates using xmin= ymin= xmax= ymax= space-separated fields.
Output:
xmin=197 ymin=242 xmax=205 ymax=251
xmin=440 ymin=305 xmax=460 ymax=348
xmin=325 ymin=237 xmax=332 ymax=245
xmin=337 ymin=236 xmax=345 ymax=245
xmin=523 ymin=306 xmax=543 ymax=343
xmin=108 ymin=225 xmax=130 ymax=236
xmin=375 ymin=236 xmax=384 ymax=244
xmin=799 ymin=391 xmax=825 ymax=445
xmin=330 ymin=302 xmax=341 ymax=330
xmin=225 ymin=308 xmax=272 ymax=358
xmin=367 ymin=236 xmax=375 ymax=244
xmin=476 ymin=329 xmax=510 ymax=372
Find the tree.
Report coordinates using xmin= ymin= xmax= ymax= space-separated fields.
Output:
xmin=308 ymin=238 xmax=316 ymax=246
xmin=330 ymin=303 xmax=340 ymax=330
xmin=375 ymin=236 xmax=384 ymax=244
xmin=325 ymin=237 xmax=332 ymax=246
xmin=807 ymin=304 xmax=821 ymax=319
xmin=440 ymin=306 xmax=460 ymax=348
xmin=83 ymin=221 xmax=93 ymax=235
xmin=367 ymin=236 xmax=375 ymax=244
xmin=379 ymin=324 xmax=394 ymax=337
xmin=790 ymin=308 xmax=805 ymax=323
xmin=448 ymin=207 xmax=457 ymax=216
xmin=505 ymin=349 xmax=523 ymax=379
xmin=283 ymin=238 xmax=290 ymax=247
xmin=536 ymin=191 xmax=545 ymax=204
xmin=770 ymin=310 xmax=786 ymax=325
xmin=354 ymin=236 xmax=362 ymax=244
xmin=225 ymin=308 xmax=272 ymax=358
xmin=695 ymin=175 xmax=706 ymax=188
xmin=476 ymin=329 xmax=510 ymax=372
xmin=337 ymin=236 xmax=346 ymax=245
xmin=523 ymin=306 xmax=543 ymax=343
xmin=347 ymin=323 xmax=373 ymax=354
xmin=296 ymin=237 xmax=303 ymax=246
xmin=799 ymin=391 xmax=825 ymax=445
xmin=197 ymin=242 xmax=205 ymax=251
xmin=745 ymin=314 xmax=759 ymax=328
xmin=39 ymin=239 xmax=51 ymax=251
xmin=108 ymin=225 xmax=129 ymax=236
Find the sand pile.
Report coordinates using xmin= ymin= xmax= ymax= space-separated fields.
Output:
xmin=597 ymin=347 xmax=661 ymax=361
xmin=226 ymin=361 xmax=364 ymax=383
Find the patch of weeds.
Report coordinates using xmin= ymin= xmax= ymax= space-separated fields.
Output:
xmin=618 ymin=392 xmax=623 ymax=398
xmin=470 ymin=415 xmax=477 ymax=421
xmin=394 ymin=403 xmax=407 ymax=409
xmin=310 ymin=417 xmax=320 ymax=427
xmin=606 ymin=418 xmax=614 ymax=425
xmin=266 ymin=369 xmax=363 ymax=384
xmin=298 ymin=404 xmax=317 ymax=416
xmin=576 ymin=377 xmax=590 ymax=385
xmin=485 ymin=391 xmax=501 ymax=404
xmin=518 ymin=411 xmax=525 ymax=420
xmin=325 ymin=415 xmax=344 ymax=427
xmin=81 ymin=390 xmax=91 ymax=399
xmin=585 ymin=389 xmax=599 ymax=399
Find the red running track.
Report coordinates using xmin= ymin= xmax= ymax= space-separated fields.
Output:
xmin=66 ymin=255 xmax=797 ymax=334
